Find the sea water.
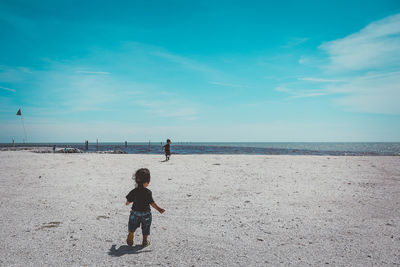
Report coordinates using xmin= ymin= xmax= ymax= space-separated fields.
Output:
xmin=2 ymin=142 xmax=400 ymax=156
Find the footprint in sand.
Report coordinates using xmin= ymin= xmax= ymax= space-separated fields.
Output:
xmin=37 ymin=221 xmax=61 ymax=230
xmin=96 ymin=215 xmax=110 ymax=220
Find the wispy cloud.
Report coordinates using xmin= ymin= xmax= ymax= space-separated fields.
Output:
xmin=48 ymin=57 xmax=201 ymax=119
xmin=275 ymin=86 xmax=328 ymax=99
xmin=151 ymin=51 xmax=220 ymax=75
xmin=0 ymin=86 xmax=16 ymax=92
xmin=319 ymin=13 xmax=400 ymax=114
xmin=209 ymin=81 xmax=254 ymax=88
xmin=0 ymin=65 xmax=34 ymax=83
xmin=276 ymin=13 xmax=400 ymax=114
xmin=136 ymin=99 xmax=198 ymax=120
xmin=330 ymin=71 xmax=400 ymax=114
xmin=298 ymin=77 xmax=345 ymax=83
xmin=320 ymin=13 xmax=400 ymax=72
xmin=298 ymin=56 xmax=309 ymax=65
xmin=290 ymin=92 xmax=327 ymax=98
xmin=282 ymin=37 xmax=309 ymax=48
xmin=76 ymin=71 xmax=110 ymax=75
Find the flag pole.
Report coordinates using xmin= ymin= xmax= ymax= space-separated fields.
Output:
xmin=20 ymin=115 xmax=27 ymax=143
xmin=16 ymin=108 xmax=27 ymax=143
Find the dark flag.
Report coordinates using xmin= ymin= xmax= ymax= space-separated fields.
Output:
xmin=16 ymin=109 xmax=21 ymax=116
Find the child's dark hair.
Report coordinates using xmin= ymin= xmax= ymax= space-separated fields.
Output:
xmin=135 ymin=168 xmax=150 ymax=187
xmin=167 ymin=139 xmax=171 ymax=143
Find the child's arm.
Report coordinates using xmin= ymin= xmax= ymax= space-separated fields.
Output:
xmin=151 ymin=202 xmax=165 ymax=214
xmin=126 ymin=190 xmax=134 ymax=206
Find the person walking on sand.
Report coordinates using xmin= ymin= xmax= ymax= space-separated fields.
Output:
xmin=162 ymin=139 xmax=171 ymax=161
xmin=126 ymin=168 xmax=165 ymax=247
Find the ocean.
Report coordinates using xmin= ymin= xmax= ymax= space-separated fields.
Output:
xmin=1 ymin=142 xmax=400 ymax=156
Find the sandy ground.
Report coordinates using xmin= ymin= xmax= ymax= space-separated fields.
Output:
xmin=0 ymin=151 xmax=399 ymax=266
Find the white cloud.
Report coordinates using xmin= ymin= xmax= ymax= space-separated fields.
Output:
xmin=282 ymin=37 xmax=309 ymax=48
xmin=209 ymin=81 xmax=253 ymax=88
xmin=331 ymin=71 xmax=400 ymax=114
xmin=0 ymin=65 xmax=33 ymax=83
xmin=320 ymin=13 xmax=400 ymax=72
xmin=0 ymin=86 xmax=16 ymax=92
xmin=135 ymin=99 xmax=198 ymax=120
xmin=75 ymin=71 xmax=110 ymax=75
xmin=274 ymin=86 xmax=328 ymax=98
xmin=274 ymin=86 xmax=291 ymax=93
xmin=290 ymin=92 xmax=327 ymax=99
xmin=319 ymin=13 xmax=400 ymax=114
xmin=298 ymin=56 xmax=309 ymax=65
xmin=276 ymin=13 xmax=400 ymax=114
xmin=298 ymin=77 xmax=345 ymax=83
xmin=151 ymin=51 xmax=220 ymax=76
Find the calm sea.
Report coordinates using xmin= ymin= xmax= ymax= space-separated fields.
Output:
xmin=1 ymin=142 xmax=400 ymax=156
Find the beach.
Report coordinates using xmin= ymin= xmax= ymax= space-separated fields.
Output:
xmin=0 ymin=151 xmax=399 ymax=266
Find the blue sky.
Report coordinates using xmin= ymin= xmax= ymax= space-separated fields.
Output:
xmin=1 ymin=0 xmax=400 ymax=142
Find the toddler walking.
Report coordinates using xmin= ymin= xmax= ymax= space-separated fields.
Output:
xmin=126 ymin=168 xmax=165 ymax=246
xmin=162 ymin=139 xmax=171 ymax=161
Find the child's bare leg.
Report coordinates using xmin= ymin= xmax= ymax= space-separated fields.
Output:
xmin=126 ymin=232 xmax=134 ymax=246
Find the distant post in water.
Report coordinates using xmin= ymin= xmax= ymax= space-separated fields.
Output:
xmin=85 ymin=140 xmax=88 ymax=150
xmin=12 ymin=138 xmax=14 ymax=146
xmin=125 ymin=141 xmax=127 ymax=148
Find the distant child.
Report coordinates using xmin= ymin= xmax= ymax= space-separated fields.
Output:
xmin=126 ymin=168 xmax=165 ymax=247
xmin=162 ymin=139 xmax=171 ymax=161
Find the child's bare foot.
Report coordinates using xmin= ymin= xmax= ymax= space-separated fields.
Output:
xmin=142 ymin=240 xmax=151 ymax=247
xmin=126 ymin=232 xmax=134 ymax=246
xmin=142 ymin=235 xmax=150 ymax=247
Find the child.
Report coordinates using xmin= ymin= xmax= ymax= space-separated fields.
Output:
xmin=162 ymin=139 xmax=171 ymax=161
xmin=126 ymin=168 xmax=165 ymax=247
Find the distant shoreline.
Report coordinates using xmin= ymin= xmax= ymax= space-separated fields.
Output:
xmin=1 ymin=142 xmax=399 ymax=156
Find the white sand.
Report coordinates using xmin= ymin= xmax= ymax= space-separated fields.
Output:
xmin=0 ymin=151 xmax=399 ymax=266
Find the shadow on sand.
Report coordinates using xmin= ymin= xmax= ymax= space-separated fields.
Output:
xmin=108 ymin=244 xmax=152 ymax=257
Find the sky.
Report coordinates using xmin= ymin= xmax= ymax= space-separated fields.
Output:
xmin=1 ymin=0 xmax=400 ymax=142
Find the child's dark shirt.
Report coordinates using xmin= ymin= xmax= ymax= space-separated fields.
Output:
xmin=126 ymin=187 xmax=154 ymax=211
xmin=164 ymin=144 xmax=171 ymax=155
